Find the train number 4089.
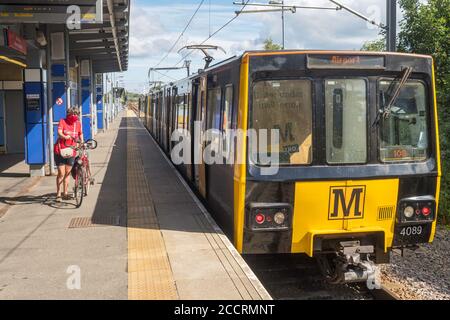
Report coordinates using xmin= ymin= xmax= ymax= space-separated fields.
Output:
xmin=400 ymin=226 xmax=423 ymax=237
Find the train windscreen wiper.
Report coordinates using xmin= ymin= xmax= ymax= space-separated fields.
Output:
xmin=381 ymin=66 xmax=413 ymax=119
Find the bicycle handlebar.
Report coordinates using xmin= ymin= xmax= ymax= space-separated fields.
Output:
xmin=63 ymin=138 xmax=98 ymax=150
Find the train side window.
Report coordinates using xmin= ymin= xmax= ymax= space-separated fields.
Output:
xmin=207 ymin=88 xmax=222 ymax=130
xmin=183 ymin=94 xmax=188 ymax=130
xmin=185 ymin=93 xmax=191 ymax=132
xmin=176 ymin=95 xmax=185 ymax=129
xmin=325 ymin=79 xmax=368 ymax=164
xmin=223 ymin=85 xmax=233 ymax=132
xmin=222 ymin=85 xmax=233 ymax=155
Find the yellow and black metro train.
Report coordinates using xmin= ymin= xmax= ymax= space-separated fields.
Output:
xmin=138 ymin=51 xmax=441 ymax=284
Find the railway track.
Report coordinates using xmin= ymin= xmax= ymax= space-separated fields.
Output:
xmin=243 ymin=254 xmax=399 ymax=300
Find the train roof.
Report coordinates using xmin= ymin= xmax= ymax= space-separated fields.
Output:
xmin=148 ymin=50 xmax=433 ymax=94
xmin=241 ymin=50 xmax=432 ymax=59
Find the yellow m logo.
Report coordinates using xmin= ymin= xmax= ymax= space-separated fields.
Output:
xmin=329 ymin=186 xmax=366 ymax=220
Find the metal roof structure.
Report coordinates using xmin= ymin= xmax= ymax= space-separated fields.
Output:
xmin=0 ymin=0 xmax=130 ymax=73
xmin=70 ymin=0 xmax=130 ymax=73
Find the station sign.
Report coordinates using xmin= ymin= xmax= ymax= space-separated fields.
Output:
xmin=0 ymin=1 xmax=103 ymax=24
xmin=26 ymin=93 xmax=41 ymax=111
xmin=6 ymin=29 xmax=27 ymax=55
xmin=307 ymin=54 xmax=385 ymax=70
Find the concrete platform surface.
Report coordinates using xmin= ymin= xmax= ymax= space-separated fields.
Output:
xmin=0 ymin=111 xmax=271 ymax=300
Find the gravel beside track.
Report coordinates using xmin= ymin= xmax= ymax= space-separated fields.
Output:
xmin=380 ymin=226 xmax=450 ymax=300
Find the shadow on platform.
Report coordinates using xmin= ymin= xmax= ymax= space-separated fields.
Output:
xmin=0 ymin=193 xmax=77 ymax=210
xmin=90 ymin=118 xmax=128 ymax=227
xmin=0 ymin=154 xmax=27 ymax=178
xmin=89 ymin=116 xmax=217 ymax=235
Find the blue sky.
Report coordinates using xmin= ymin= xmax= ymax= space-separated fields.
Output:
xmin=123 ymin=0 xmax=401 ymax=93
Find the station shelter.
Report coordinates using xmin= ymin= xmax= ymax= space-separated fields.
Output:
xmin=0 ymin=0 xmax=130 ymax=176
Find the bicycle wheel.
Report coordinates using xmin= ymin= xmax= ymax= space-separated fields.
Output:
xmin=74 ymin=169 xmax=84 ymax=208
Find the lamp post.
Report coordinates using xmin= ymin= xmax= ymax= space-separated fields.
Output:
xmin=269 ymin=1 xmax=285 ymax=49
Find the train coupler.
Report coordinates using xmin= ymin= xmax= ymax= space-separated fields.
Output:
xmin=338 ymin=241 xmax=378 ymax=286
xmin=317 ymin=240 xmax=380 ymax=287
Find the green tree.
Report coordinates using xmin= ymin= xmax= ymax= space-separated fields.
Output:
xmin=398 ymin=0 xmax=450 ymax=223
xmin=263 ymin=38 xmax=282 ymax=50
xmin=361 ymin=38 xmax=386 ymax=52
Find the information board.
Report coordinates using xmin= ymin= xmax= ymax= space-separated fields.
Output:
xmin=0 ymin=1 xmax=102 ymax=24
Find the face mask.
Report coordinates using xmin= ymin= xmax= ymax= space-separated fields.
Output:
xmin=67 ymin=115 xmax=78 ymax=123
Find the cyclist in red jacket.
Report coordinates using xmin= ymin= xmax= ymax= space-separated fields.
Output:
xmin=54 ymin=108 xmax=83 ymax=201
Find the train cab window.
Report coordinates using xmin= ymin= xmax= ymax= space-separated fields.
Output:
xmin=379 ymin=80 xmax=428 ymax=162
xmin=251 ymin=79 xmax=313 ymax=166
xmin=325 ymin=79 xmax=367 ymax=164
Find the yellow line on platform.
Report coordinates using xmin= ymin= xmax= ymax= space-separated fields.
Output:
xmin=126 ymin=111 xmax=178 ymax=300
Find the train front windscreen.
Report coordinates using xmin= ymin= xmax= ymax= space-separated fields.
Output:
xmin=249 ymin=75 xmax=432 ymax=167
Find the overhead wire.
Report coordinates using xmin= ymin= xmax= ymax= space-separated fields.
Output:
xmin=153 ymin=0 xmax=206 ymax=68
xmin=153 ymin=69 xmax=178 ymax=81
xmin=156 ymin=0 xmax=251 ymax=82
xmin=172 ymin=0 xmax=252 ymax=68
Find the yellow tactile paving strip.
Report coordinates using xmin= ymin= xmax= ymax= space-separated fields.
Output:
xmin=126 ymin=112 xmax=178 ymax=300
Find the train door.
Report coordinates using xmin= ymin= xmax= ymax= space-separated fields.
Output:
xmin=194 ymin=76 xmax=207 ymax=198
xmin=145 ymin=96 xmax=149 ymax=125
xmin=161 ymin=90 xmax=166 ymax=150
xmin=160 ymin=92 xmax=164 ymax=144
xmin=156 ymin=94 xmax=160 ymax=141
xmin=150 ymin=96 xmax=154 ymax=134
xmin=168 ymin=88 xmax=175 ymax=153
xmin=163 ymin=88 xmax=168 ymax=151
xmin=186 ymin=91 xmax=193 ymax=182
xmin=169 ymin=88 xmax=175 ymax=152
xmin=165 ymin=88 xmax=171 ymax=152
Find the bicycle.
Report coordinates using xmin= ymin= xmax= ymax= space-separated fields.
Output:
xmin=66 ymin=139 xmax=98 ymax=208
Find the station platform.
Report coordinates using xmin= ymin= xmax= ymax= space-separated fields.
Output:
xmin=0 ymin=110 xmax=271 ymax=300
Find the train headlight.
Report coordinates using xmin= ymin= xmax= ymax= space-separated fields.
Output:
xmin=403 ymin=206 xmax=415 ymax=218
xmin=274 ymin=212 xmax=286 ymax=225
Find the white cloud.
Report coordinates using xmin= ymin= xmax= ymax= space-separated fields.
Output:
xmin=124 ymin=0 xmax=396 ymax=92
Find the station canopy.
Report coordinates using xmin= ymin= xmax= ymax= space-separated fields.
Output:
xmin=0 ymin=0 xmax=129 ymax=72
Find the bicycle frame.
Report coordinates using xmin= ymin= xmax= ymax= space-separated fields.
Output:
xmin=69 ymin=139 xmax=97 ymax=207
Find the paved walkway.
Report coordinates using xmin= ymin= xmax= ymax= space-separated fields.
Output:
xmin=0 ymin=111 xmax=270 ymax=300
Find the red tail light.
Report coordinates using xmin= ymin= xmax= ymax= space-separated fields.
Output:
xmin=255 ymin=213 xmax=265 ymax=224
xmin=422 ymin=207 xmax=431 ymax=216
